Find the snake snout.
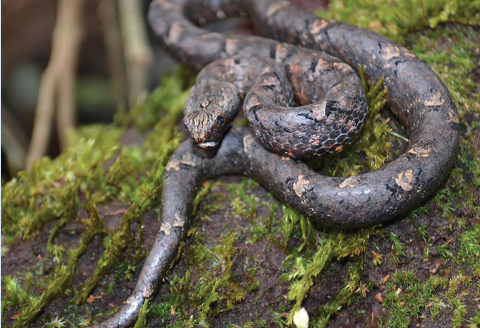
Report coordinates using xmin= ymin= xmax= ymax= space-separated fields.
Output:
xmin=193 ymin=130 xmax=221 ymax=148
xmin=184 ymin=111 xmax=224 ymax=148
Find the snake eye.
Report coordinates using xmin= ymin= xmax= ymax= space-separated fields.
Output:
xmin=216 ymin=115 xmax=225 ymax=125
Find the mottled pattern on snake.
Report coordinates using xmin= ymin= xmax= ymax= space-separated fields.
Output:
xmin=90 ymin=0 xmax=459 ymax=327
xmin=183 ymin=47 xmax=367 ymax=158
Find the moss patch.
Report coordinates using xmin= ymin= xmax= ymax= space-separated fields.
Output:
xmin=318 ymin=0 xmax=480 ymax=44
xmin=1 ymin=67 xmax=193 ymax=326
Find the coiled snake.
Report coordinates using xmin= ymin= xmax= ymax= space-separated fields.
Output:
xmin=91 ymin=0 xmax=459 ymax=326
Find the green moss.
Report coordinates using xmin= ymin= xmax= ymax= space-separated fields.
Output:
xmin=1 ymin=125 xmax=123 ymax=243
xmin=437 ymin=238 xmax=455 ymax=261
xmin=458 ymin=224 xmax=480 ymax=276
xmin=381 ymin=272 xmax=447 ymax=327
xmin=1 ymin=67 xmax=192 ymax=325
xmin=9 ymin=195 xmax=106 ymax=327
xmin=413 ymin=26 xmax=480 ymax=117
xmin=1 ymin=275 xmax=40 ymax=324
xmin=76 ymin=182 xmax=164 ymax=303
xmin=312 ymin=258 xmax=365 ymax=327
xmin=46 ymin=184 xmax=79 ymax=253
xmin=380 ymin=269 xmax=478 ymax=328
xmin=149 ymin=231 xmax=257 ymax=327
xmin=283 ymin=222 xmax=375 ymax=324
xmin=228 ymin=178 xmax=260 ymax=219
xmin=319 ymin=0 xmax=480 ymax=44
xmin=133 ymin=300 xmax=149 ymax=328
xmin=280 ymin=206 xmax=314 ymax=251
xmin=321 ymin=66 xmax=391 ymax=176
xmin=471 ymin=311 xmax=480 ymax=326
xmin=446 ymin=274 xmax=472 ymax=328
xmin=144 ymin=179 xmax=263 ymax=326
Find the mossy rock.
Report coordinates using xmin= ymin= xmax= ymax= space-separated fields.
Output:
xmin=2 ymin=1 xmax=480 ymax=327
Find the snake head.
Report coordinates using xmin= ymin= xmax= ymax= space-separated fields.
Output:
xmin=183 ymin=79 xmax=241 ymax=148
xmin=183 ymin=106 xmax=227 ymax=148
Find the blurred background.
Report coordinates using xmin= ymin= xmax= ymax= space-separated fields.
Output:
xmin=1 ymin=0 xmax=326 ymax=181
xmin=2 ymin=0 xmax=171 ymax=180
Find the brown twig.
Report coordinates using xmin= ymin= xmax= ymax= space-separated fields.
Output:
xmin=1 ymin=105 xmax=29 ymax=175
xmin=118 ymin=0 xmax=153 ymax=104
xmin=98 ymin=0 xmax=128 ymax=106
xmin=56 ymin=0 xmax=84 ymax=150
xmin=25 ymin=0 xmax=84 ymax=170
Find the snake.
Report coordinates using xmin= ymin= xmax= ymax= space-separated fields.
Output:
xmin=90 ymin=0 xmax=459 ymax=327
xmin=183 ymin=50 xmax=367 ymax=158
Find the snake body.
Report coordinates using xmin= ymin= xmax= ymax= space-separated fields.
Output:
xmin=183 ymin=46 xmax=367 ymax=158
xmin=91 ymin=0 xmax=459 ymax=326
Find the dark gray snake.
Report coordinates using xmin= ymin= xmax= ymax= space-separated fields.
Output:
xmin=184 ymin=49 xmax=367 ymax=158
xmin=91 ymin=0 xmax=459 ymax=326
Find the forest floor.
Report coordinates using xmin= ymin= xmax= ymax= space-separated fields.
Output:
xmin=2 ymin=3 xmax=480 ymax=328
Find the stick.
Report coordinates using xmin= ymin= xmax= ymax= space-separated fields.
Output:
xmin=25 ymin=0 xmax=84 ymax=169
xmin=118 ymin=0 xmax=153 ymax=104
xmin=98 ymin=0 xmax=127 ymax=106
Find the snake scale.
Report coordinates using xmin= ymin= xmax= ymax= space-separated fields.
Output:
xmin=91 ymin=0 xmax=459 ymax=326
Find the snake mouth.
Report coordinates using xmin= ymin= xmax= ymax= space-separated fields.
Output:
xmin=197 ymin=141 xmax=219 ymax=148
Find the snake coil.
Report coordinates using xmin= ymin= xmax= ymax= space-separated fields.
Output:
xmin=90 ymin=0 xmax=459 ymax=326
